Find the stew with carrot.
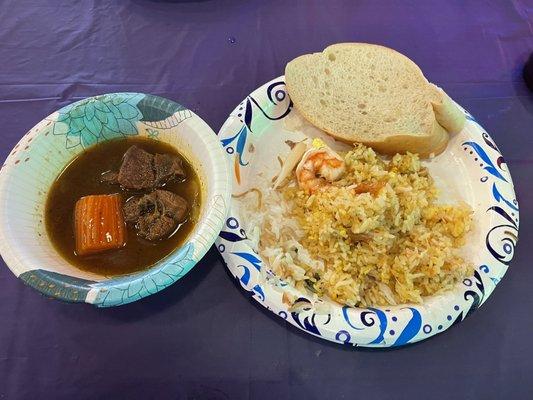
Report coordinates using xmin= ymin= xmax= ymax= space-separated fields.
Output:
xmin=45 ymin=137 xmax=201 ymax=276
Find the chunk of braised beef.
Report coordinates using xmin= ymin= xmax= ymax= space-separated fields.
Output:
xmin=123 ymin=189 xmax=188 ymax=241
xmin=154 ymin=153 xmax=186 ymax=186
xmin=118 ymin=146 xmax=156 ymax=190
xmin=115 ymin=146 xmax=186 ymax=190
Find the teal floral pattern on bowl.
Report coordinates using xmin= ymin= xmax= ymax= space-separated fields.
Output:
xmin=90 ymin=242 xmax=197 ymax=307
xmin=52 ymin=93 xmax=191 ymax=149
xmin=0 ymin=93 xmax=231 ymax=307
xmin=54 ymin=93 xmax=144 ymax=148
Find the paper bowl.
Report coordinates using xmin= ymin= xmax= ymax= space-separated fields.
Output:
xmin=0 ymin=93 xmax=231 ymax=307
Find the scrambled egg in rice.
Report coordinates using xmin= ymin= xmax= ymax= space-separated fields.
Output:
xmin=257 ymin=144 xmax=472 ymax=307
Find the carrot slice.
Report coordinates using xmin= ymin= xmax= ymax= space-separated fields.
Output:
xmin=74 ymin=194 xmax=126 ymax=256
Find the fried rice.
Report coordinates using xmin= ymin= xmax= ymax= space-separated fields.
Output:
xmin=241 ymin=144 xmax=473 ymax=307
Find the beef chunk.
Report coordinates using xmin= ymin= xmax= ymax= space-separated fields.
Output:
xmin=116 ymin=146 xmax=187 ymax=190
xmin=154 ymin=153 xmax=186 ymax=186
xmin=123 ymin=189 xmax=188 ymax=241
xmin=118 ymin=146 xmax=156 ymax=190
xmin=100 ymin=171 xmax=119 ymax=185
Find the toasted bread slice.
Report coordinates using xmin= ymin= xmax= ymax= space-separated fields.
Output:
xmin=285 ymin=43 xmax=465 ymax=157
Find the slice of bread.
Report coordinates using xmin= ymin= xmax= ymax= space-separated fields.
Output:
xmin=285 ymin=43 xmax=465 ymax=157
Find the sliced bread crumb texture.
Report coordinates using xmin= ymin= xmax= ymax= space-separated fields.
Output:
xmin=285 ymin=43 xmax=465 ymax=157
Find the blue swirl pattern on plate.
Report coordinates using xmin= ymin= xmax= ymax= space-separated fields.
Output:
xmin=215 ymin=78 xmax=519 ymax=347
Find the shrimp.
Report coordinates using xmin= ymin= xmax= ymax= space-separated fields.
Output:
xmin=296 ymin=141 xmax=345 ymax=193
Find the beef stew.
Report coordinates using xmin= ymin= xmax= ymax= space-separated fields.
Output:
xmin=45 ymin=137 xmax=201 ymax=276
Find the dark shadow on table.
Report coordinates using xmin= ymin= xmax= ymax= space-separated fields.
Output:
xmin=515 ymin=83 xmax=533 ymax=116
xmin=513 ymin=54 xmax=533 ymax=115
xmin=124 ymin=0 xmax=246 ymax=29
xmin=138 ymin=0 xmax=214 ymax=3
xmin=222 ymin=264 xmax=451 ymax=353
xmin=129 ymin=0 xmax=241 ymax=5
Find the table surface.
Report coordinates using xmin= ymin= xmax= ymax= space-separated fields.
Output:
xmin=1 ymin=1 xmax=532 ymax=399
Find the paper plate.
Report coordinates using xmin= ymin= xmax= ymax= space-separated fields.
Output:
xmin=215 ymin=77 xmax=519 ymax=347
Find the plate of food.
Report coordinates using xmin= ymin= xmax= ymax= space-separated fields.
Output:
xmin=0 ymin=93 xmax=231 ymax=306
xmin=216 ymin=43 xmax=519 ymax=347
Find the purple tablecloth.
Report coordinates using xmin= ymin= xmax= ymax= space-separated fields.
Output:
xmin=1 ymin=1 xmax=532 ymax=399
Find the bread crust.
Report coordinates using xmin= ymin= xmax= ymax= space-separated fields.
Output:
xmin=285 ymin=43 xmax=464 ymax=157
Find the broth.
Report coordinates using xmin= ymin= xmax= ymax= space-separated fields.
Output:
xmin=45 ymin=137 xmax=201 ymax=276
